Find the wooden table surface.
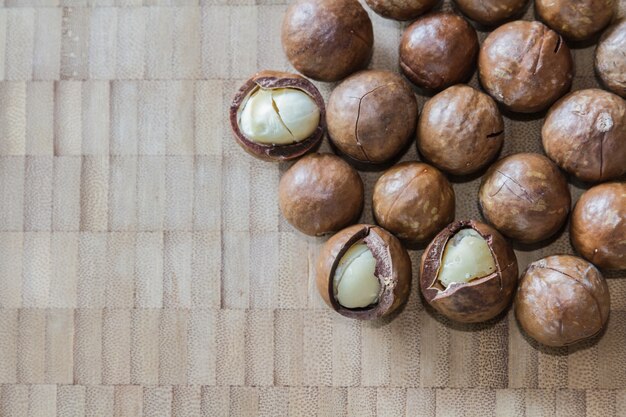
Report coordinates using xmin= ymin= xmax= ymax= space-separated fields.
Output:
xmin=0 ymin=0 xmax=625 ymax=416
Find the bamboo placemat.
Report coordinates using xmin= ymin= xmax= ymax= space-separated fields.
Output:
xmin=0 ymin=0 xmax=624 ymax=416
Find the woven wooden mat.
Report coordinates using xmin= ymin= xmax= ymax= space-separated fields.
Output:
xmin=0 ymin=0 xmax=624 ymax=416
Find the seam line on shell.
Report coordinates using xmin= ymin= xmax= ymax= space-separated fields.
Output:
xmin=353 ymin=83 xmax=394 ymax=162
xmin=382 ymin=169 xmax=425 ymax=229
xmin=493 ymin=170 xmax=535 ymax=203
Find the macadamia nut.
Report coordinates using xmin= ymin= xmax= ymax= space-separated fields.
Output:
xmin=438 ymin=229 xmax=496 ymax=287
xmin=333 ymin=242 xmax=381 ymax=308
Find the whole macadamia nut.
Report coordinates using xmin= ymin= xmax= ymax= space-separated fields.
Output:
xmin=454 ymin=0 xmax=529 ymax=26
xmin=316 ymin=224 xmax=412 ymax=320
xmin=571 ymin=182 xmax=626 ymax=270
xmin=327 ymin=70 xmax=418 ymax=165
xmin=400 ymin=13 xmax=479 ymax=91
xmin=596 ymin=20 xmax=626 ymax=98
xmin=479 ymin=153 xmax=571 ymax=244
xmin=420 ymin=220 xmax=518 ymax=323
xmin=281 ymin=0 xmax=373 ymax=82
xmin=418 ymin=85 xmax=504 ymax=176
xmin=479 ymin=21 xmax=573 ymax=113
xmin=542 ymin=89 xmax=626 ymax=183
xmin=365 ymin=0 xmax=438 ymax=21
xmin=373 ymin=162 xmax=455 ymax=243
xmin=279 ymin=153 xmax=364 ymax=236
xmin=230 ymin=71 xmax=325 ymax=162
xmin=515 ymin=255 xmax=610 ymax=347
xmin=536 ymin=0 xmax=615 ymax=41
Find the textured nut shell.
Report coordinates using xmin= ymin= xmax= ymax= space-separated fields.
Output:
xmin=400 ymin=13 xmax=479 ymax=91
xmin=536 ymin=0 xmax=615 ymax=41
xmin=479 ymin=153 xmax=571 ymax=244
xmin=515 ymin=255 xmax=610 ymax=347
xmin=373 ymin=162 xmax=455 ymax=243
xmin=420 ymin=220 xmax=518 ymax=323
xmin=316 ymin=224 xmax=412 ymax=319
xmin=229 ymin=70 xmax=326 ymax=162
xmin=571 ymin=183 xmax=626 ymax=270
xmin=479 ymin=21 xmax=573 ymax=113
xmin=418 ymin=85 xmax=504 ymax=175
xmin=595 ymin=20 xmax=626 ymax=98
xmin=279 ymin=153 xmax=364 ymax=236
xmin=454 ymin=0 xmax=529 ymax=26
xmin=542 ymin=89 xmax=626 ymax=183
xmin=364 ymin=0 xmax=438 ymax=21
xmin=281 ymin=0 xmax=373 ymax=82
xmin=327 ymin=70 xmax=418 ymax=165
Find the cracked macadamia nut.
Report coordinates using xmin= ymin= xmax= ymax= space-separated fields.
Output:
xmin=596 ymin=20 xmax=626 ymax=98
xmin=373 ymin=162 xmax=455 ymax=243
xmin=515 ymin=255 xmax=610 ymax=347
xmin=327 ymin=70 xmax=418 ymax=165
xmin=400 ymin=13 xmax=479 ymax=91
xmin=536 ymin=0 xmax=615 ymax=41
xmin=479 ymin=21 xmax=573 ymax=113
xmin=230 ymin=71 xmax=325 ymax=161
xmin=542 ymin=89 xmax=626 ymax=183
xmin=479 ymin=153 xmax=571 ymax=244
xmin=454 ymin=0 xmax=529 ymax=26
xmin=279 ymin=153 xmax=364 ymax=236
xmin=418 ymin=85 xmax=504 ymax=176
xmin=571 ymin=183 xmax=626 ymax=270
xmin=281 ymin=0 xmax=373 ymax=82
xmin=364 ymin=0 xmax=438 ymax=21
xmin=420 ymin=220 xmax=518 ymax=323
xmin=316 ymin=224 xmax=412 ymax=319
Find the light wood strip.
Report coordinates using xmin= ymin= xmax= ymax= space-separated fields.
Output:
xmin=0 ymin=233 xmax=24 ymax=309
xmin=74 ymin=308 xmax=103 ymax=385
xmin=25 ymin=82 xmax=54 ymax=155
xmin=45 ymin=309 xmax=74 ymax=383
xmin=85 ymin=386 xmax=115 ymax=417
xmin=0 ymin=82 xmax=27 ymax=156
xmin=32 ymin=9 xmax=61 ymax=80
xmin=28 ymin=385 xmax=57 ymax=417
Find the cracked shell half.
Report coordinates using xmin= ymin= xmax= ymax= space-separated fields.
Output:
xmin=316 ymin=224 xmax=412 ymax=320
xmin=229 ymin=70 xmax=325 ymax=162
xmin=479 ymin=153 xmax=571 ymax=244
xmin=420 ymin=220 xmax=518 ymax=323
xmin=515 ymin=255 xmax=610 ymax=347
xmin=327 ymin=70 xmax=418 ymax=166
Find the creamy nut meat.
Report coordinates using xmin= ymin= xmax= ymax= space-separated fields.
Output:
xmin=333 ymin=241 xmax=381 ymax=308
xmin=437 ymin=229 xmax=496 ymax=287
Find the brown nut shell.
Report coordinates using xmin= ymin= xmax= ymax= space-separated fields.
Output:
xmin=454 ymin=0 xmax=529 ymax=26
xmin=418 ymin=85 xmax=504 ymax=176
xmin=327 ymin=70 xmax=418 ymax=165
xmin=515 ymin=255 xmax=610 ymax=347
xmin=229 ymin=70 xmax=325 ymax=162
xmin=281 ymin=0 xmax=373 ymax=82
xmin=542 ymin=89 xmax=626 ymax=183
xmin=535 ymin=0 xmax=615 ymax=41
xmin=479 ymin=20 xmax=573 ymax=113
xmin=316 ymin=224 xmax=412 ymax=319
xmin=595 ymin=20 xmax=626 ymax=98
xmin=364 ymin=0 xmax=438 ymax=21
xmin=479 ymin=153 xmax=571 ymax=244
xmin=373 ymin=162 xmax=455 ymax=243
xmin=571 ymin=182 xmax=626 ymax=270
xmin=400 ymin=13 xmax=479 ymax=91
xmin=279 ymin=153 xmax=364 ymax=236
xmin=420 ymin=220 xmax=518 ymax=323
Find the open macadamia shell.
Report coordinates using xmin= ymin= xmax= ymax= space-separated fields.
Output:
xmin=535 ymin=0 xmax=615 ymax=41
xmin=515 ymin=255 xmax=610 ymax=347
xmin=373 ymin=162 xmax=455 ymax=243
xmin=326 ymin=70 xmax=418 ymax=166
xmin=453 ymin=0 xmax=529 ymax=26
xmin=400 ymin=13 xmax=479 ymax=91
xmin=542 ymin=89 xmax=626 ymax=183
xmin=229 ymin=70 xmax=325 ymax=162
xmin=595 ymin=20 xmax=626 ymax=98
xmin=479 ymin=20 xmax=573 ymax=113
xmin=364 ymin=0 xmax=438 ymax=21
xmin=418 ymin=85 xmax=504 ymax=176
xmin=281 ymin=0 xmax=373 ymax=82
xmin=479 ymin=153 xmax=571 ymax=244
xmin=571 ymin=182 xmax=626 ymax=270
xmin=279 ymin=153 xmax=364 ymax=236
xmin=316 ymin=224 xmax=412 ymax=320
xmin=420 ymin=220 xmax=518 ymax=323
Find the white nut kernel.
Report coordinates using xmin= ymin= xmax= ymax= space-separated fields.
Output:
xmin=333 ymin=242 xmax=381 ymax=308
xmin=438 ymin=229 xmax=496 ymax=287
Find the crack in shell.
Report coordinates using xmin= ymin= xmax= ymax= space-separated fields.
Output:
xmin=352 ymin=83 xmax=395 ymax=162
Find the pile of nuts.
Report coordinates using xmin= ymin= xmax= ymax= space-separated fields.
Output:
xmin=229 ymin=0 xmax=625 ymax=348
